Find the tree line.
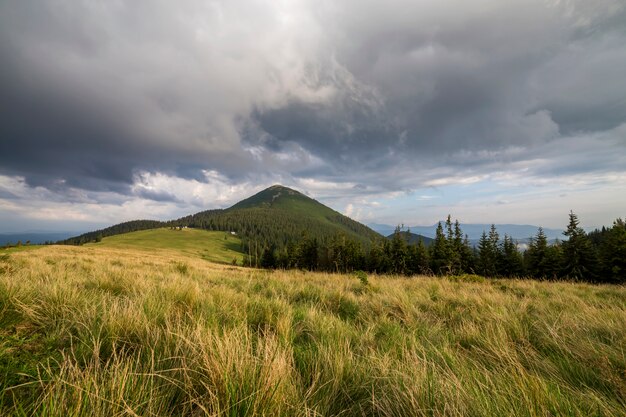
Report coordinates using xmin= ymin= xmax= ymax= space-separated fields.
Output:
xmin=252 ymin=212 xmax=626 ymax=284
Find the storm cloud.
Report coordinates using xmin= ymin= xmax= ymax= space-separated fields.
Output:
xmin=0 ymin=0 xmax=625 ymax=229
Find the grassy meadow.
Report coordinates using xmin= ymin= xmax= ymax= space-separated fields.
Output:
xmin=86 ymin=228 xmax=245 ymax=265
xmin=0 ymin=244 xmax=625 ymax=416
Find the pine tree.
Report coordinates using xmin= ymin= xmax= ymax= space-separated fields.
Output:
xmin=390 ymin=225 xmax=408 ymax=274
xmin=298 ymin=235 xmax=319 ymax=271
xmin=562 ymin=211 xmax=598 ymax=280
xmin=501 ymin=235 xmax=524 ymax=277
xmin=260 ymin=246 xmax=277 ymax=269
xmin=525 ymin=227 xmax=560 ymax=279
xmin=430 ymin=222 xmax=451 ymax=275
xmin=460 ymin=234 xmax=476 ymax=274
xmin=544 ymin=241 xmax=564 ymax=280
xmin=477 ymin=225 xmax=501 ymax=277
xmin=600 ymin=218 xmax=626 ymax=283
xmin=477 ymin=231 xmax=495 ymax=277
xmin=415 ymin=239 xmax=431 ymax=275
xmin=449 ymin=219 xmax=464 ymax=274
xmin=489 ymin=224 xmax=503 ymax=275
xmin=526 ymin=228 xmax=546 ymax=278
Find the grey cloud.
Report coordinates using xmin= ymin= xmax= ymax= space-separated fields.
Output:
xmin=0 ymin=0 xmax=625 ymax=203
xmin=0 ymin=0 xmax=292 ymax=196
xmin=133 ymin=188 xmax=182 ymax=204
xmin=249 ymin=0 xmax=626 ymax=191
xmin=0 ymin=190 xmax=18 ymax=200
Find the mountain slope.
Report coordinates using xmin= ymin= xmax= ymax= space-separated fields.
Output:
xmin=62 ymin=220 xmax=166 ymax=245
xmin=387 ymin=231 xmax=434 ymax=246
xmin=175 ymin=185 xmax=381 ymax=249
xmin=64 ymin=185 xmax=382 ymax=250
xmin=88 ymin=228 xmax=244 ymax=264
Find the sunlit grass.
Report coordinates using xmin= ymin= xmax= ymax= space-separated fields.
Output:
xmin=0 ymin=245 xmax=624 ymax=416
xmin=86 ymin=228 xmax=244 ymax=264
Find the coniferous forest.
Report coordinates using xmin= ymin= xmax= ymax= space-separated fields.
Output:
xmin=251 ymin=212 xmax=626 ymax=284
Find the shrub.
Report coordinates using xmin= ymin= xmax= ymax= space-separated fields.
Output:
xmin=354 ymin=270 xmax=369 ymax=286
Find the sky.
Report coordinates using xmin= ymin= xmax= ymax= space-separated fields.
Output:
xmin=1 ymin=0 xmax=625 ymax=233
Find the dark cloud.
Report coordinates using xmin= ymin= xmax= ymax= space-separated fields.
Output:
xmin=133 ymin=188 xmax=182 ymax=204
xmin=0 ymin=0 xmax=625 ymax=205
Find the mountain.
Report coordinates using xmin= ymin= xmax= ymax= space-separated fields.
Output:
xmin=63 ymin=185 xmax=382 ymax=249
xmin=386 ymin=231 xmax=434 ymax=246
xmin=370 ymin=222 xmax=564 ymax=241
xmin=368 ymin=223 xmax=396 ymax=237
xmin=174 ymin=185 xmax=381 ymax=248
xmin=0 ymin=232 xmax=77 ymax=246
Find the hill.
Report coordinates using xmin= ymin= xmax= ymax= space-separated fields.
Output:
xmin=387 ymin=230 xmax=434 ymax=246
xmin=172 ymin=185 xmax=382 ymax=249
xmin=63 ymin=220 xmax=166 ymax=245
xmin=87 ymin=228 xmax=244 ymax=264
xmin=64 ymin=185 xmax=381 ymax=250
xmin=0 ymin=245 xmax=624 ymax=416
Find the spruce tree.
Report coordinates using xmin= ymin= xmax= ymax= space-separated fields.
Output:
xmin=415 ymin=239 xmax=431 ymax=275
xmin=260 ymin=246 xmax=277 ymax=269
xmin=450 ymin=219 xmax=464 ymax=274
xmin=562 ymin=211 xmax=598 ymax=280
xmin=477 ymin=230 xmax=496 ymax=277
xmin=390 ymin=225 xmax=408 ymax=274
xmin=430 ymin=222 xmax=451 ymax=275
xmin=476 ymin=225 xmax=501 ymax=277
xmin=489 ymin=224 xmax=503 ymax=275
xmin=501 ymin=235 xmax=524 ymax=277
xmin=600 ymin=218 xmax=626 ymax=283
xmin=526 ymin=228 xmax=547 ymax=278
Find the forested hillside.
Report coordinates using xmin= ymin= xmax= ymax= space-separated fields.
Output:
xmin=62 ymin=185 xmax=381 ymax=251
xmin=173 ymin=186 xmax=380 ymax=252
xmin=62 ymin=220 xmax=165 ymax=245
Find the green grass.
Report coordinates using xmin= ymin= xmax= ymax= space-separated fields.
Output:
xmin=0 ymin=246 xmax=625 ymax=416
xmin=0 ymin=245 xmax=43 ymax=255
xmin=88 ymin=228 xmax=244 ymax=264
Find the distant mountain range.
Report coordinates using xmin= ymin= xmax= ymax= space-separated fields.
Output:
xmin=0 ymin=232 xmax=77 ymax=246
xmin=370 ymin=223 xmax=564 ymax=241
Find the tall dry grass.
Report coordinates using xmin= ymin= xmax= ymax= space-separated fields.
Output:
xmin=0 ymin=246 xmax=624 ymax=416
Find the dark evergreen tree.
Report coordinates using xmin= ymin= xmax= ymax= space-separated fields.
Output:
xmin=367 ymin=239 xmax=390 ymax=274
xmin=260 ymin=246 xmax=277 ymax=269
xmin=389 ymin=226 xmax=408 ymax=274
xmin=430 ymin=222 xmax=452 ymax=275
xmin=526 ymin=227 xmax=548 ymax=278
xmin=409 ymin=239 xmax=431 ymax=275
xmin=298 ymin=235 xmax=319 ymax=271
xmin=449 ymin=219 xmax=464 ymax=274
xmin=599 ymin=218 xmax=626 ymax=283
xmin=561 ymin=211 xmax=598 ymax=280
xmin=544 ymin=241 xmax=564 ymax=280
xmin=476 ymin=225 xmax=501 ymax=277
xmin=460 ymin=234 xmax=476 ymax=274
xmin=501 ymin=235 xmax=524 ymax=277
xmin=328 ymin=234 xmax=362 ymax=273
xmin=477 ymin=231 xmax=495 ymax=277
